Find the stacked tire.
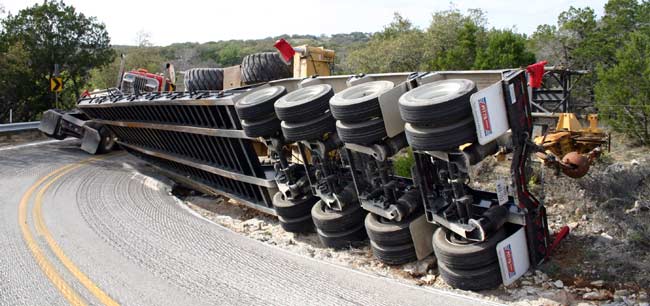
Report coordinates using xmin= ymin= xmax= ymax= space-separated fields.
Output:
xmin=329 ymin=81 xmax=394 ymax=145
xmin=311 ymin=200 xmax=367 ymax=249
xmin=432 ymin=227 xmax=506 ymax=291
xmin=241 ymin=52 xmax=292 ymax=84
xmin=184 ymin=68 xmax=224 ymax=91
xmin=274 ymin=84 xmax=336 ymax=142
xmin=364 ymin=211 xmax=425 ymax=265
xmin=273 ymin=192 xmax=318 ymax=233
xmin=399 ymin=79 xmax=478 ymax=151
xmin=234 ymin=86 xmax=287 ymax=138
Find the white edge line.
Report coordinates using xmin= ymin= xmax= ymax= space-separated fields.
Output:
xmin=174 ymin=191 xmax=504 ymax=306
xmin=0 ymin=138 xmax=76 ymax=152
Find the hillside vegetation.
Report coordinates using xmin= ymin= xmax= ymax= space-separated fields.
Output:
xmin=1 ymin=0 xmax=649 ymax=144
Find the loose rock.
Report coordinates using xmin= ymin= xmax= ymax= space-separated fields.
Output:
xmin=538 ymin=290 xmax=570 ymax=305
xmin=403 ymin=257 xmax=435 ymax=276
xmin=534 ymin=270 xmax=549 ymax=284
xmin=417 ymin=274 xmax=436 ymax=286
xmin=583 ymin=290 xmax=613 ymax=301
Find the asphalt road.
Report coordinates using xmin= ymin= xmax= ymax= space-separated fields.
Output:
xmin=0 ymin=140 xmax=500 ymax=306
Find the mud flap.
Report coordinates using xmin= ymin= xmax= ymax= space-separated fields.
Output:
xmin=80 ymin=126 xmax=101 ymax=154
xmin=39 ymin=110 xmax=63 ymax=137
xmin=496 ymin=227 xmax=530 ymax=286
xmin=409 ymin=215 xmax=436 ymax=260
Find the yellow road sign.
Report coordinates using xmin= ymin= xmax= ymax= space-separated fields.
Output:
xmin=50 ymin=77 xmax=62 ymax=92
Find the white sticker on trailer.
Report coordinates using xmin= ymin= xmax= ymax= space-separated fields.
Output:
xmin=496 ymin=178 xmax=508 ymax=205
xmin=470 ymin=82 xmax=510 ymax=145
xmin=509 ymin=83 xmax=517 ymax=104
xmin=496 ymin=227 xmax=530 ymax=286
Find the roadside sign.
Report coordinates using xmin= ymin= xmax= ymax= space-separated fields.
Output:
xmin=50 ymin=77 xmax=63 ymax=92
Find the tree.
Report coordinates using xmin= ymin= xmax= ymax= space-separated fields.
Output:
xmin=474 ymin=29 xmax=535 ymax=69
xmin=528 ymin=24 xmax=567 ymax=65
xmin=218 ymin=44 xmax=242 ymax=67
xmin=534 ymin=1 xmax=650 ymax=108
xmin=423 ymin=8 xmax=487 ymax=70
xmin=0 ymin=0 xmax=114 ymax=120
xmin=595 ymin=30 xmax=650 ymax=145
xmin=0 ymin=42 xmax=37 ymax=123
xmin=374 ymin=13 xmax=414 ymax=40
xmin=345 ymin=13 xmax=426 ymax=73
xmin=428 ymin=21 xmax=481 ymax=70
xmin=135 ymin=29 xmax=153 ymax=47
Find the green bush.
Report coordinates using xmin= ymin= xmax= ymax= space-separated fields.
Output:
xmin=393 ymin=148 xmax=415 ymax=177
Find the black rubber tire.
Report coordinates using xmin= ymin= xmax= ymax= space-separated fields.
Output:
xmin=274 ymin=84 xmax=334 ymax=123
xmin=432 ymin=227 xmax=507 ymax=270
xmin=316 ymin=224 xmax=367 ymax=249
xmin=365 ymin=212 xmax=423 ymax=247
xmin=311 ymin=200 xmax=365 ymax=233
xmin=184 ymin=68 xmax=224 ymax=91
xmin=370 ymin=240 xmax=418 ymax=265
xmin=399 ymin=79 xmax=477 ymax=126
xmin=241 ymin=52 xmax=292 ymax=84
xmin=96 ymin=125 xmax=116 ymax=154
xmin=51 ymin=133 xmax=67 ymax=140
xmin=235 ymin=86 xmax=286 ymax=121
xmin=329 ymin=81 xmax=394 ymax=121
xmin=335 ymin=118 xmax=386 ymax=145
xmin=405 ymin=118 xmax=477 ymax=151
xmin=280 ymin=112 xmax=335 ymax=141
xmin=273 ymin=192 xmax=317 ymax=219
xmin=278 ymin=214 xmax=314 ymax=233
xmin=241 ymin=115 xmax=281 ymax=138
xmin=438 ymin=261 xmax=503 ymax=291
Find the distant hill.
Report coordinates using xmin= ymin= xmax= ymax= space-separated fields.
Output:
xmin=112 ymin=33 xmax=371 ymax=74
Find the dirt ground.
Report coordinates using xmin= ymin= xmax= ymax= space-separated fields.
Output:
xmin=468 ymin=132 xmax=649 ymax=305
xmin=174 ymin=132 xmax=649 ymax=306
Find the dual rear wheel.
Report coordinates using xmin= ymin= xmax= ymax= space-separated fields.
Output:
xmin=432 ymin=227 xmax=506 ymax=291
xmin=399 ymin=79 xmax=479 ymax=151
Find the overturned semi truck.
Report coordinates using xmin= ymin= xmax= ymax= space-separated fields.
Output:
xmin=39 ymin=61 xmax=176 ymax=154
xmin=76 ymin=69 xmax=555 ymax=291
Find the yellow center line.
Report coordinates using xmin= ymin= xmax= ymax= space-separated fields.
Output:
xmin=33 ymin=158 xmax=120 ymax=306
xmin=20 ymin=154 xmax=121 ymax=306
xmin=19 ymin=163 xmax=88 ymax=306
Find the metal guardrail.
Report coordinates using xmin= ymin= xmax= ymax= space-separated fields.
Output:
xmin=0 ymin=121 xmax=41 ymax=134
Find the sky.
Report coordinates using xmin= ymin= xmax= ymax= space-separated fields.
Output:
xmin=1 ymin=0 xmax=608 ymax=46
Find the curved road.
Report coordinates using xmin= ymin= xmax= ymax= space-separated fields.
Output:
xmin=0 ymin=140 xmax=498 ymax=306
